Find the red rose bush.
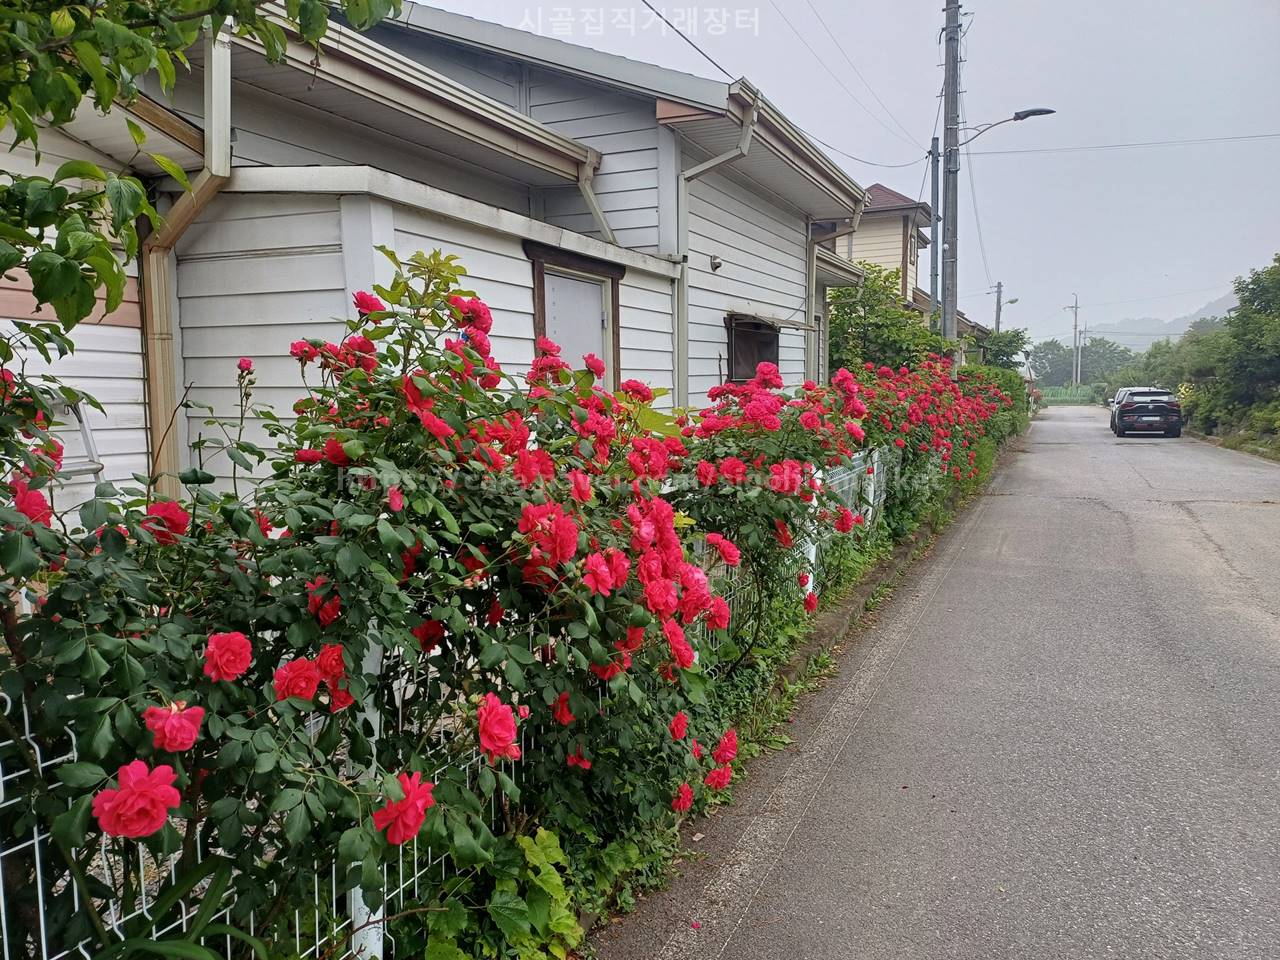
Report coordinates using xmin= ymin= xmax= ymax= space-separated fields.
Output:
xmin=0 ymin=247 xmax=1019 ymax=957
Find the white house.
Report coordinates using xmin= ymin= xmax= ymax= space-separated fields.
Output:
xmin=5 ymin=6 xmax=867 ymax=498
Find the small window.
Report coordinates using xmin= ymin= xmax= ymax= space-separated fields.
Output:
xmin=524 ymin=240 xmax=623 ymax=387
xmin=726 ymin=315 xmax=779 ymax=382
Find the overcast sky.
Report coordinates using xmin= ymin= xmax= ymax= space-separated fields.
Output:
xmin=426 ymin=0 xmax=1280 ymax=343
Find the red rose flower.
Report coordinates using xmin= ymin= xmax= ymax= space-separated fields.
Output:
xmin=387 ymin=486 xmax=405 ymax=512
xmin=553 ymin=692 xmax=576 ymax=726
xmin=316 ymin=644 xmax=346 ymax=683
xmin=619 ymin=379 xmax=653 ymax=402
xmin=203 ymin=631 xmax=252 ymax=682
xmin=704 ymin=765 xmax=733 ymax=790
xmin=567 ymin=746 xmax=592 ymax=770
xmin=582 ymin=353 xmax=606 ymax=379
xmin=322 ymin=436 xmax=351 ymax=466
xmin=568 ymin=469 xmax=593 ymax=503
xmin=773 ymin=519 xmax=794 ymax=548
xmin=803 ymin=590 xmax=818 ymax=613
xmin=141 ymin=501 xmax=190 ymax=545
xmin=295 ymin=448 xmax=322 ymax=464
xmin=274 ymin=658 xmax=322 ymax=702
xmin=372 ymin=772 xmax=435 ymax=845
xmin=706 ymin=596 xmax=731 ymax=631
xmin=583 ymin=552 xmax=614 ymax=596
xmin=328 ymin=683 xmax=355 ymax=713
xmin=143 ymin=703 xmax=205 ymax=752
xmin=834 ymin=507 xmax=855 ymax=533
xmin=712 ymin=728 xmax=738 ymax=765
xmin=412 ymin=620 xmax=445 ymax=652
xmin=307 ymin=578 xmax=342 ymax=627
xmin=718 ymin=457 xmax=747 ymax=484
xmin=10 ymin=480 xmax=52 ymax=526
xmin=695 ymin=460 xmax=718 ymax=486
xmin=669 ymin=711 xmax=688 ymax=740
xmin=353 ymin=290 xmax=387 ymax=315
xmin=704 ymin=533 xmax=741 ymax=567
xmin=671 ymin=782 xmax=694 ymax=812
xmin=477 ymin=692 xmax=521 ymax=764
xmin=663 ymin=619 xmax=694 ymax=669
xmin=92 ymin=761 xmax=181 ymax=838
xmin=237 ymin=357 xmax=254 ymax=373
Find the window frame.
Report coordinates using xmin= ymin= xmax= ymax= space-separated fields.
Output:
xmin=524 ymin=240 xmax=623 ymax=388
xmin=724 ymin=313 xmax=781 ymax=383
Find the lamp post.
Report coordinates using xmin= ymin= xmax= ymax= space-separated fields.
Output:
xmin=937 ymin=78 xmax=1054 ymax=354
xmin=992 ymin=282 xmax=1019 ymax=333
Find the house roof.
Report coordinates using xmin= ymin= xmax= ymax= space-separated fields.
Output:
xmin=176 ymin=7 xmax=598 ymax=188
xmin=864 ymin=182 xmax=932 ymax=229
xmin=389 ymin=3 xmax=865 ymax=219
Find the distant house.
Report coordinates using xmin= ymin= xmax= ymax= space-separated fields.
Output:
xmin=834 ymin=181 xmax=991 ymax=356
xmin=6 ymin=6 xmax=867 ymax=498
xmin=836 ymin=183 xmax=933 ymax=311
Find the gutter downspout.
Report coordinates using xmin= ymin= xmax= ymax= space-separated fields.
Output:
xmin=141 ymin=27 xmax=231 ymax=498
xmin=674 ymin=95 xmax=760 ymax=408
xmin=577 ymin=153 xmax=617 ymax=245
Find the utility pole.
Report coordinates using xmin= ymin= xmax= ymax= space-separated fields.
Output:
xmin=940 ymin=0 xmax=961 ymax=356
xmin=1065 ymin=293 xmax=1080 ymax=385
xmin=993 ymin=280 xmax=1003 ymax=333
xmin=929 ymin=135 xmax=940 ymax=326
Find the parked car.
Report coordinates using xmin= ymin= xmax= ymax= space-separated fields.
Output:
xmin=1110 ymin=387 xmax=1183 ymax=437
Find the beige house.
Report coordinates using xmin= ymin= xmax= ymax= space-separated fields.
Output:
xmin=835 ymin=183 xmax=933 ymax=311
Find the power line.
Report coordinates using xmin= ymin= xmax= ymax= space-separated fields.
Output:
xmin=638 ymin=0 xmax=926 ymax=169
xmin=800 ymin=132 xmax=927 ymax=168
xmin=959 ymin=91 xmax=994 ymax=289
xmin=914 ymin=85 xmax=945 ymax=205
xmin=636 ymin=0 xmax=735 ymax=80
xmin=968 ymin=132 xmax=1280 ymax=156
xmin=796 ymin=0 xmax=921 ymax=146
xmin=763 ymin=0 xmax=921 ymax=150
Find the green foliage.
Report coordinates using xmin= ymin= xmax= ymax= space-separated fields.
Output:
xmin=980 ymin=328 xmax=1030 ymax=369
xmin=1029 ymin=336 xmax=1135 ymax=388
xmin=828 ymin=262 xmax=951 ymax=370
xmin=0 ymin=0 xmax=400 ymax=333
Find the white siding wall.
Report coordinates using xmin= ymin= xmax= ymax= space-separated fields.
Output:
xmin=529 ymin=75 xmax=660 ymax=252
xmin=3 ymin=132 xmax=149 ymax=508
xmin=394 ymin=206 xmax=537 ymax=377
xmin=685 ymin=170 xmax=809 ymax=406
xmin=393 ymin=205 xmax=675 ymax=405
xmin=362 ymin=29 xmax=664 ymax=255
xmin=176 ymin=194 xmax=348 ymax=483
xmin=840 ymin=215 xmax=905 ymax=277
xmin=619 ymin=271 xmax=675 ymax=405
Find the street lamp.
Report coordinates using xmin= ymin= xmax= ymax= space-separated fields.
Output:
xmin=936 ymin=106 xmax=1054 ymax=356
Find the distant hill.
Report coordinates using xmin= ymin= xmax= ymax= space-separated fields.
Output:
xmin=1088 ymin=292 xmax=1237 ymax=352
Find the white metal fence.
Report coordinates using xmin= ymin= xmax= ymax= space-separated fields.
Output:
xmin=1 ymin=447 xmax=909 ymax=960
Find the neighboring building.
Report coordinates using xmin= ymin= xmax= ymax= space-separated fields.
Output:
xmin=836 ymin=183 xmax=932 ymax=309
xmin=6 ymin=7 xmax=867 ymax=499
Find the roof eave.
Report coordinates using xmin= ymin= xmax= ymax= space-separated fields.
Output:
xmin=392 ymin=2 xmax=729 ymax=112
xmin=251 ymin=9 xmax=595 ymax=182
xmin=728 ymin=82 xmax=865 ymax=218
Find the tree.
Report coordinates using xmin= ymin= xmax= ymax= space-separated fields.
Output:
xmin=1028 ymin=338 xmax=1073 ymax=387
xmin=981 ymin=328 xmax=1029 ymax=369
xmin=828 ymin=262 xmax=950 ymax=371
xmin=1222 ymin=253 xmax=1280 ymax=405
xmin=0 ymin=0 xmax=399 ymax=333
xmin=1079 ymin=337 xmax=1136 ymax=385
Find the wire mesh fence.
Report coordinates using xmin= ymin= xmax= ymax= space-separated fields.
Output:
xmin=3 ymin=445 xmax=911 ymax=960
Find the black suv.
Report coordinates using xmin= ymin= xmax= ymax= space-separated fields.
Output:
xmin=1110 ymin=387 xmax=1182 ymax=438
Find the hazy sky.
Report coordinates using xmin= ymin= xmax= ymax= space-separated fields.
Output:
xmin=424 ymin=0 xmax=1280 ymax=343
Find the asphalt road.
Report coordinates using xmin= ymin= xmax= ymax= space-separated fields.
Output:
xmin=593 ymin=406 xmax=1280 ymax=960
